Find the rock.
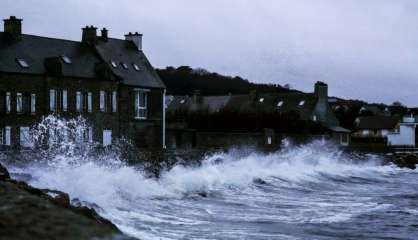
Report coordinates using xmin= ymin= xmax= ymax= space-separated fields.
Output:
xmin=393 ymin=155 xmax=418 ymax=170
xmin=0 ymin=164 xmax=128 ymax=240
xmin=253 ymin=178 xmax=267 ymax=185
xmin=0 ymin=163 xmax=10 ymax=181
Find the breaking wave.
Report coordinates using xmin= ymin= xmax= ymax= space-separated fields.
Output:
xmin=2 ymin=116 xmax=417 ymax=239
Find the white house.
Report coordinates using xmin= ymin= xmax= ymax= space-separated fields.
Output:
xmin=387 ymin=116 xmax=418 ymax=147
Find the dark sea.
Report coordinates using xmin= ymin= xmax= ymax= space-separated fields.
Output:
xmin=2 ymin=118 xmax=417 ymax=240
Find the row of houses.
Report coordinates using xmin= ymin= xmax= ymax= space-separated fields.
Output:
xmin=165 ymin=82 xmax=351 ymax=149
xmin=165 ymin=83 xmax=418 ymax=150
xmin=0 ymin=16 xmax=166 ymax=149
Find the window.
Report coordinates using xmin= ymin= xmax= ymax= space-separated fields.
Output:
xmin=6 ymin=92 xmax=11 ymax=113
xmin=135 ymin=90 xmax=148 ymax=119
xmin=341 ymin=134 xmax=349 ymax=146
xmin=62 ymin=90 xmax=68 ymax=112
xmin=112 ymin=91 xmax=117 ymax=113
xmin=299 ymin=100 xmax=305 ymax=106
xmin=133 ymin=63 xmax=140 ymax=71
xmin=277 ymin=101 xmax=284 ymax=107
xmin=30 ymin=94 xmax=36 ymax=113
xmin=16 ymin=93 xmax=22 ymax=113
xmin=313 ymin=115 xmax=317 ymax=122
xmin=16 ymin=58 xmax=29 ymax=68
xmin=84 ymin=127 xmax=93 ymax=143
xmin=76 ymin=91 xmax=82 ymax=112
xmin=267 ymin=136 xmax=272 ymax=145
xmin=87 ymin=92 xmax=92 ymax=112
xmin=50 ymin=89 xmax=57 ymax=111
xmin=103 ymin=129 xmax=112 ymax=146
xmin=259 ymin=98 xmax=264 ymax=103
xmin=110 ymin=60 xmax=117 ymax=68
xmin=61 ymin=55 xmax=72 ymax=64
xmin=2 ymin=126 xmax=11 ymax=146
xmin=100 ymin=91 xmax=106 ymax=112
xmin=121 ymin=62 xmax=129 ymax=69
xmin=20 ymin=127 xmax=33 ymax=148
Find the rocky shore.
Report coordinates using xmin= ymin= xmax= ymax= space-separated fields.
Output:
xmin=0 ymin=163 xmax=131 ymax=240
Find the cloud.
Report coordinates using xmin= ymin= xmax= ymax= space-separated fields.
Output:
xmin=2 ymin=0 xmax=418 ymax=105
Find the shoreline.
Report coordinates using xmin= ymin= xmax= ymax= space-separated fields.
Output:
xmin=0 ymin=163 xmax=132 ymax=240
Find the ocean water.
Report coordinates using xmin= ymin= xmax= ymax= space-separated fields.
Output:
xmin=2 ymin=116 xmax=418 ymax=240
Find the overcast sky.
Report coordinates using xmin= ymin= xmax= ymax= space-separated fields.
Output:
xmin=2 ymin=0 xmax=418 ymax=106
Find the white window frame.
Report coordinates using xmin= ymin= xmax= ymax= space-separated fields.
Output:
xmin=30 ymin=93 xmax=36 ymax=113
xmin=5 ymin=92 xmax=11 ymax=113
xmin=20 ymin=126 xmax=33 ymax=148
xmin=112 ymin=91 xmax=117 ymax=113
xmin=100 ymin=91 xmax=106 ymax=112
xmin=3 ymin=126 xmax=11 ymax=146
xmin=87 ymin=92 xmax=93 ymax=113
xmin=50 ymin=89 xmax=57 ymax=111
xmin=16 ymin=93 xmax=23 ymax=113
xmin=76 ymin=91 xmax=82 ymax=112
xmin=135 ymin=89 xmax=149 ymax=119
xmin=102 ymin=129 xmax=112 ymax=146
xmin=62 ymin=90 xmax=68 ymax=112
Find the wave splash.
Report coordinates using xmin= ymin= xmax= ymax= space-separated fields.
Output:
xmin=1 ymin=116 xmax=406 ymax=239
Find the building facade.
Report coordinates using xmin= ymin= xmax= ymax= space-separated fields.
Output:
xmin=0 ymin=16 xmax=166 ymax=149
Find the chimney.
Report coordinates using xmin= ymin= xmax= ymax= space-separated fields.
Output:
xmin=3 ymin=16 xmax=22 ymax=40
xmin=314 ymin=81 xmax=328 ymax=103
xmin=125 ymin=32 xmax=143 ymax=51
xmin=82 ymin=25 xmax=97 ymax=45
xmin=100 ymin=28 xmax=108 ymax=42
xmin=193 ymin=90 xmax=202 ymax=104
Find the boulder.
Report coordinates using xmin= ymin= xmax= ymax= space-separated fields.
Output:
xmin=393 ymin=155 xmax=418 ymax=170
xmin=0 ymin=163 xmax=10 ymax=181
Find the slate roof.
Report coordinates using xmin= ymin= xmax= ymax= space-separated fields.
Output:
xmin=0 ymin=33 xmax=100 ymax=78
xmin=0 ymin=32 xmax=165 ymax=89
xmin=166 ymin=95 xmax=231 ymax=113
xmin=167 ymin=92 xmax=318 ymax=121
xmin=94 ymin=38 xmax=165 ymax=88
xmin=356 ymin=116 xmax=401 ymax=130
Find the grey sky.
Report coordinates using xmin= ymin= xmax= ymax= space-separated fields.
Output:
xmin=2 ymin=0 xmax=418 ymax=106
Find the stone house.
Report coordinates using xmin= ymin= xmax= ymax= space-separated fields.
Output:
xmin=0 ymin=16 xmax=165 ymax=149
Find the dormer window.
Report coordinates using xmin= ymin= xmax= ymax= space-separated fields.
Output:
xmin=110 ymin=61 xmax=117 ymax=68
xmin=61 ymin=55 xmax=72 ymax=64
xmin=259 ymin=98 xmax=264 ymax=103
xmin=133 ymin=63 xmax=140 ymax=71
xmin=277 ymin=101 xmax=284 ymax=107
xmin=16 ymin=58 xmax=29 ymax=68
xmin=121 ymin=62 xmax=129 ymax=69
xmin=299 ymin=100 xmax=305 ymax=106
